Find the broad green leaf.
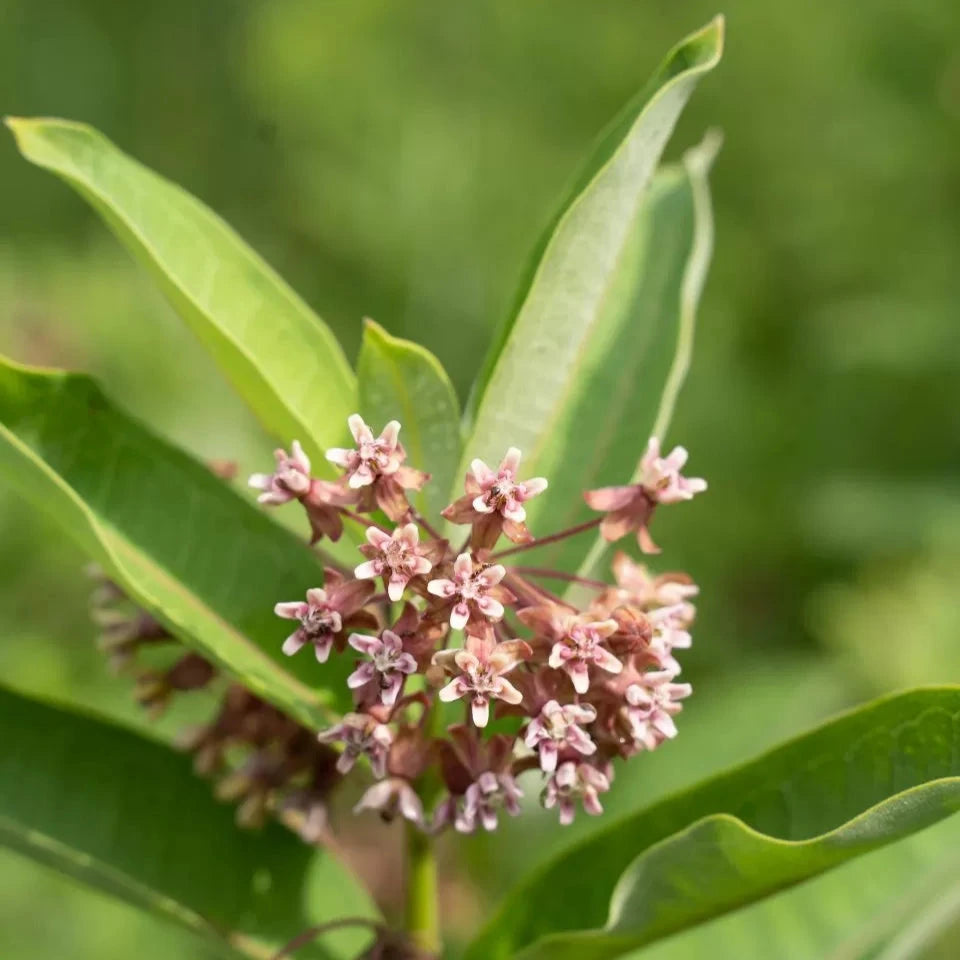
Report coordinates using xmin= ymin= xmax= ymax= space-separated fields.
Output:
xmin=464 ymin=687 xmax=960 ymax=960
xmin=631 ymin=816 xmax=960 ymax=960
xmin=0 ymin=684 xmax=377 ymax=959
xmin=0 ymin=356 xmax=355 ymax=726
xmin=5 ymin=116 xmax=355 ymax=464
xmin=357 ymin=318 xmax=461 ymax=518
xmin=455 ymin=18 xmax=722 ymax=570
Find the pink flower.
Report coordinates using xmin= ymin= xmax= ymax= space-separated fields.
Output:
xmin=354 ymin=777 xmax=424 ymax=826
xmin=347 ymin=630 xmax=418 ymax=707
xmin=317 ymin=712 xmax=393 ymax=778
xmin=469 ymin=448 xmax=548 ymax=522
xmin=274 ymin=579 xmax=376 ymax=662
xmin=547 ymin=616 xmax=622 ymax=694
xmin=524 ymin=700 xmax=597 ymax=773
xmin=248 ymin=441 xmax=312 ymax=505
xmin=610 ymin=552 xmax=699 ymax=609
xmin=355 ymin=523 xmax=433 ymax=602
xmin=434 ymin=636 xmax=531 ymax=727
xmin=638 ymin=438 xmax=707 ymax=504
xmin=624 ymin=670 xmax=692 ymax=750
xmin=275 ymin=588 xmax=342 ymax=662
xmin=427 ymin=553 xmax=509 ymax=630
xmin=442 ymin=447 xmax=547 ymax=548
xmin=455 ymin=771 xmax=523 ymax=833
xmin=326 ymin=415 xmax=404 ymax=489
xmin=542 ymin=761 xmax=611 ymax=825
xmin=585 ymin=437 xmax=705 ymax=553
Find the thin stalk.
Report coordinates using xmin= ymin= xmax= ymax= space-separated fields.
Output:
xmin=404 ymin=823 xmax=440 ymax=955
xmin=491 ymin=517 xmax=601 ymax=560
xmin=339 ymin=507 xmax=388 ymax=532
xmin=410 ymin=508 xmax=444 ymax=542
xmin=510 ymin=566 xmax=608 ymax=589
xmin=270 ymin=917 xmax=382 ymax=959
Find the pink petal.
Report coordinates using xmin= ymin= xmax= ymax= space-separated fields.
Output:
xmin=539 ymin=740 xmax=558 ymax=773
xmin=493 ymin=677 xmax=523 ymax=705
xmin=365 ymin=526 xmax=391 ymax=549
xmin=410 ymin=556 xmax=433 ymax=576
xmin=380 ymin=630 xmax=403 ymax=653
xmin=470 ymin=459 xmax=495 ymax=486
xmin=354 ymin=560 xmax=381 ymax=580
xmin=248 ymin=472 xmax=272 ymax=490
xmin=582 ymin=789 xmax=604 ymax=816
xmin=289 ymin=440 xmax=311 ymax=473
xmin=305 ymin=587 xmax=328 ymax=607
xmin=427 ymin=578 xmax=456 ymax=598
xmin=450 ymin=603 xmax=470 ymax=631
xmin=559 ymin=800 xmax=576 ymax=826
xmin=387 ymin=575 xmax=407 ymax=602
xmin=453 ymin=552 xmax=474 ymax=580
xmin=379 ymin=420 xmax=401 ymax=449
xmin=476 ymin=596 xmax=504 ymax=621
xmin=349 ymin=464 xmax=375 ymax=488
xmin=477 ymin=563 xmax=506 ymax=587
xmin=395 ymin=652 xmax=418 ymax=675
xmin=274 ymin=601 xmax=306 ymax=619
xmin=325 ymin=448 xmax=353 ymax=468
xmin=347 ymin=414 xmax=371 ymax=444
xmin=499 ymin=447 xmax=522 ymax=477
xmin=381 ymin=674 xmax=404 ymax=707
xmin=547 ymin=643 xmax=567 ymax=670
xmin=471 ymin=697 xmax=490 ymax=728
xmin=568 ymin=662 xmax=590 ymax=694
xmin=313 ymin=637 xmax=333 ymax=663
xmin=348 ymin=633 xmax=381 ymax=655
xmin=519 ymin=477 xmax=548 ymax=499
xmin=347 ymin=664 xmax=375 ymax=688
xmin=653 ymin=713 xmax=679 ymax=738
xmin=501 ymin=498 xmax=526 ymax=523
xmin=472 ymin=495 xmax=495 ymax=514
xmin=584 ymin=485 xmax=638 ymax=512
xmin=282 ymin=632 xmax=306 ymax=656
xmin=397 ymin=523 xmax=420 ymax=549
xmin=397 ymin=783 xmax=424 ymax=824
xmin=438 ymin=679 xmax=467 ymax=703
xmin=592 ymin=646 xmax=623 ymax=675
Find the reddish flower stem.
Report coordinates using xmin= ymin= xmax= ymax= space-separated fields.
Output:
xmin=338 ymin=507 xmax=389 ymax=532
xmin=409 ymin=508 xmax=445 ymax=542
xmin=510 ymin=566 xmax=608 ymax=589
xmin=504 ymin=572 xmax=575 ymax=611
xmin=491 ymin=517 xmax=601 ymax=560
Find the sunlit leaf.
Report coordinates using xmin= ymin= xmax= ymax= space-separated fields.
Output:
xmin=456 ymin=18 xmax=722 ymax=570
xmin=0 ymin=356 xmax=355 ymax=726
xmin=464 ymin=687 xmax=960 ymax=960
xmin=357 ymin=318 xmax=461 ymax=518
xmin=0 ymin=684 xmax=377 ymax=959
xmin=5 ymin=116 xmax=355 ymax=465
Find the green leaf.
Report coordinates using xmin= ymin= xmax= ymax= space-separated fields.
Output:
xmin=464 ymin=687 xmax=960 ymax=960
xmin=0 ymin=356 xmax=355 ymax=726
xmin=0 ymin=684 xmax=377 ymax=959
xmin=630 ymin=816 xmax=960 ymax=960
xmin=357 ymin=318 xmax=461 ymax=518
xmin=5 ymin=116 xmax=355 ymax=464
xmin=456 ymin=18 xmax=723 ymax=568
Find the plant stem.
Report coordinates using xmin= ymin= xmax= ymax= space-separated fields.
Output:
xmin=409 ymin=507 xmax=444 ymax=542
xmin=404 ymin=823 xmax=440 ymax=956
xmin=491 ymin=517 xmax=601 ymax=559
xmin=510 ymin=565 xmax=608 ymax=589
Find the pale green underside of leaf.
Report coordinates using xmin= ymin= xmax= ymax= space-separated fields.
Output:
xmin=0 ymin=356 xmax=356 ymax=726
xmin=464 ymin=687 xmax=960 ymax=960
xmin=455 ymin=18 xmax=723 ymax=569
xmin=0 ymin=684 xmax=376 ymax=960
xmin=5 ymin=116 xmax=355 ymax=467
xmin=357 ymin=319 xmax=461 ymax=518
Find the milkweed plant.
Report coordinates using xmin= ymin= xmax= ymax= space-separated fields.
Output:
xmin=3 ymin=15 xmax=959 ymax=960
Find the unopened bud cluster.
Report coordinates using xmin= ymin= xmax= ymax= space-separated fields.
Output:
xmin=253 ymin=416 xmax=706 ymax=832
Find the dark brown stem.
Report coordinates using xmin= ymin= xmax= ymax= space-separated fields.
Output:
xmin=491 ymin=518 xmax=601 ymax=560
xmin=504 ymin=572 xmax=575 ymax=611
xmin=509 ymin=566 xmax=608 ymax=589
xmin=410 ymin=508 xmax=444 ymax=542
xmin=270 ymin=917 xmax=383 ymax=959
xmin=339 ymin=507 xmax=389 ymax=532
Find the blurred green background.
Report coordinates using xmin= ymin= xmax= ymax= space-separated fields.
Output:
xmin=2 ymin=0 xmax=959 ymax=957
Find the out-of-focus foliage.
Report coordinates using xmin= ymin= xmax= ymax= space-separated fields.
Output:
xmin=1 ymin=0 xmax=959 ymax=957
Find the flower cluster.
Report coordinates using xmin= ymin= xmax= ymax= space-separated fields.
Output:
xmin=253 ymin=417 xmax=705 ymax=834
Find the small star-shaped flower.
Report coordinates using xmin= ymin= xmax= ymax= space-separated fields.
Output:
xmin=542 ymin=761 xmax=611 ymax=825
xmin=347 ymin=630 xmax=418 ymax=707
xmin=427 ymin=552 xmax=511 ymax=630
xmin=248 ymin=441 xmax=312 ymax=505
xmin=524 ymin=699 xmax=597 ymax=773
xmin=274 ymin=578 xmax=375 ymax=662
xmin=455 ymin=771 xmax=523 ymax=833
xmin=546 ymin=615 xmax=622 ymax=694
xmin=624 ymin=670 xmax=692 ymax=750
xmin=433 ymin=635 xmax=531 ymax=727
xmin=355 ymin=523 xmax=433 ymax=601
xmin=317 ymin=712 xmax=393 ymax=777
